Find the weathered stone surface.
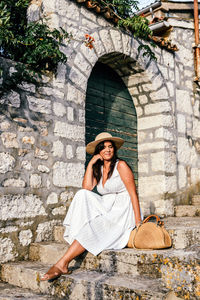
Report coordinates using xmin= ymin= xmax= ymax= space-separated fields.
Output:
xmin=37 ymin=165 xmax=50 ymax=173
xmin=0 ymin=262 xmax=168 ymax=298
xmin=67 ymin=107 xmax=74 ymax=121
xmin=0 ymin=153 xmax=15 ymax=174
xmin=27 ymin=96 xmax=51 ymax=114
xmin=53 ymin=102 xmax=66 ymax=117
xmin=47 ymin=192 xmax=58 ymax=204
xmin=30 ymin=174 xmax=42 ymax=188
xmin=35 ymin=148 xmax=48 ymax=160
xmin=21 ymin=160 xmax=33 ymax=170
xmin=3 ymin=91 xmax=21 ymax=108
xmin=138 ymin=115 xmax=173 ymax=131
xmin=2 ymin=178 xmax=26 ymax=188
xmin=0 ymin=238 xmax=17 ymax=263
xmin=176 ymin=90 xmax=192 ymax=114
xmin=0 ymin=282 xmax=54 ymax=299
xmin=76 ymin=146 xmax=85 ymax=161
xmin=60 ymin=190 xmax=74 ymax=204
xmin=151 ymin=151 xmax=176 ymax=173
xmin=0 ymin=194 xmax=46 ymax=220
xmin=52 ymin=206 xmax=66 ymax=215
xmin=22 ymin=136 xmax=35 ymax=145
xmin=154 ymin=199 xmax=174 ymax=216
xmin=53 ymin=162 xmax=84 ymax=187
xmin=175 ymin=205 xmax=200 ymax=217
xmin=19 ymin=230 xmax=33 ymax=246
xmin=0 ymin=121 xmax=11 ymax=130
xmin=54 ymin=122 xmax=85 ymax=141
xmin=52 ymin=140 xmax=63 ymax=157
xmin=1 ymin=132 xmax=19 ymax=148
xmin=35 ymin=220 xmax=61 ymax=242
xmin=66 ymin=145 xmax=73 ymax=159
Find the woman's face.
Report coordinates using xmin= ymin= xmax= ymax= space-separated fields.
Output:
xmin=99 ymin=141 xmax=114 ymax=161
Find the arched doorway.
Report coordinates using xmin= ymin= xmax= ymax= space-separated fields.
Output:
xmin=85 ymin=62 xmax=138 ymax=185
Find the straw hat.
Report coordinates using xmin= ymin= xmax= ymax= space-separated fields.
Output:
xmin=86 ymin=132 xmax=124 ymax=155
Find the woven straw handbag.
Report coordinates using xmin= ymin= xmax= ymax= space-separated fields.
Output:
xmin=127 ymin=214 xmax=172 ymax=249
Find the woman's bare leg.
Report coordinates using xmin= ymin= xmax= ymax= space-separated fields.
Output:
xmin=41 ymin=240 xmax=85 ymax=280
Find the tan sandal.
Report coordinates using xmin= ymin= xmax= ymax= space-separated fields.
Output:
xmin=40 ymin=265 xmax=71 ymax=281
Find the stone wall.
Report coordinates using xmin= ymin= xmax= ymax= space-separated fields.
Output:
xmin=0 ymin=0 xmax=200 ymax=263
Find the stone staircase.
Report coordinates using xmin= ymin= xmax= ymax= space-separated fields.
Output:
xmin=0 ymin=201 xmax=200 ymax=299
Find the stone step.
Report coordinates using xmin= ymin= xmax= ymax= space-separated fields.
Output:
xmin=0 ymin=261 xmax=174 ymax=299
xmin=174 ymin=205 xmax=200 ymax=217
xmin=192 ymin=195 xmax=200 ymax=206
xmin=29 ymin=241 xmax=199 ymax=291
xmin=54 ymin=217 xmax=200 ymax=249
xmin=0 ymin=281 xmax=53 ymax=299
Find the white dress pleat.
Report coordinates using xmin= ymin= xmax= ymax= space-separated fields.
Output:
xmin=63 ymin=160 xmax=142 ymax=256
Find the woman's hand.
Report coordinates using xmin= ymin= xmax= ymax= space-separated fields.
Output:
xmin=89 ymin=154 xmax=103 ymax=166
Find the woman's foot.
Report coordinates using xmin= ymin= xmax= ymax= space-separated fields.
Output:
xmin=40 ymin=264 xmax=69 ymax=281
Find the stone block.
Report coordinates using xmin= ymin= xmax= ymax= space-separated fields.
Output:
xmin=0 ymin=238 xmax=17 ymax=263
xmin=1 ymin=132 xmax=19 ymax=148
xmin=19 ymin=230 xmax=33 ymax=246
xmin=0 ymin=194 xmax=46 ymax=220
xmin=60 ymin=190 xmax=74 ymax=204
xmin=52 ymin=140 xmax=64 ymax=157
xmin=178 ymin=165 xmax=187 ymax=189
xmin=54 ymin=121 xmax=85 ymax=141
xmin=27 ymin=96 xmax=51 ymax=114
xmin=21 ymin=160 xmax=33 ymax=171
xmin=138 ymin=115 xmax=173 ymax=130
xmin=192 ymin=195 xmax=200 ymax=206
xmin=138 ymin=141 xmax=168 ymax=153
xmin=99 ymin=29 xmax=114 ymax=53
xmin=53 ymin=161 xmax=84 ymax=187
xmin=79 ymin=109 xmax=85 ymax=123
xmin=110 ymin=30 xmax=123 ymax=52
xmin=22 ymin=136 xmax=35 ymax=145
xmin=67 ymin=107 xmax=74 ymax=121
xmin=144 ymin=101 xmax=171 ymax=115
xmin=67 ymin=83 xmax=86 ymax=105
xmin=53 ymin=102 xmax=66 ymax=117
xmin=139 ymin=95 xmax=148 ymax=105
xmin=154 ymin=128 xmax=174 ymax=141
xmin=0 ymin=152 xmax=15 ymax=174
xmin=176 ymin=90 xmax=192 ymax=114
xmin=35 ymin=148 xmax=48 ymax=160
xmin=150 ymin=87 xmax=169 ymax=100
xmin=30 ymin=174 xmax=42 ymax=188
xmin=2 ymin=178 xmax=26 ymax=188
xmin=177 ymin=138 xmax=191 ymax=164
xmin=53 ymin=226 xmax=65 ymax=242
xmin=52 ymin=206 xmax=66 ymax=215
xmin=192 ymin=118 xmax=200 ymax=139
xmin=66 ymin=145 xmax=73 ymax=159
xmin=68 ymin=68 xmax=87 ymax=90
xmin=47 ymin=192 xmax=58 ymax=204
xmin=175 ymin=205 xmax=200 ymax=217
xmin=153 ymin=199 xmax=174 ymax=217
xmin=38 ymin=165 xmax=50 ymax=173
xmin=0 ymin=121 xmax=11 ymax=130
xmin=35 ymin=220 xmax=61 ymax=242
xmin=177 ymin=114 xmax=186 ymax=134
xmin=76 ymin=146 xmax=85 ymax=161
xmin=74 ymin=52 xmax=91 ymax=74
xmin=151 ymin=151 xmax=177 ymax=173
xmin=4 ymin=91 xmax=21 ymax=108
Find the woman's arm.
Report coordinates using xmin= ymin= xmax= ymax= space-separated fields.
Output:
xmin=117 ymin=160 xmax=142 ymax=226
xmin=82 ymin=154 xmax=102 ymax=190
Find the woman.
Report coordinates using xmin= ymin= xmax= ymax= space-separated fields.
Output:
xmin=41 ymin=132 xmax=142 ymax=281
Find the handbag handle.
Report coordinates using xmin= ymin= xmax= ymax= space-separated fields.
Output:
xmin=143 ymin=214 xmax=162 ymax=226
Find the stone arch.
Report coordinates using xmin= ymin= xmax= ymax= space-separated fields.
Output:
xmin=66 ymin=27 xmax=175 ymax=216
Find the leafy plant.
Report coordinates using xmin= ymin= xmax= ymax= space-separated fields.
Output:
xmin=0 ymin=0 xmax=70 ymax=94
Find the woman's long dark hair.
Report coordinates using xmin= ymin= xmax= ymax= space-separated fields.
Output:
xmin=92 ymin=140 xmax=119 ymax=184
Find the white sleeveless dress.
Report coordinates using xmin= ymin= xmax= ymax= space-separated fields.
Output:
xmin=63 ymin=160 xmax=141 ymax=256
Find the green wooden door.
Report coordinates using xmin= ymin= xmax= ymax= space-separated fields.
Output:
xmin=85 ymin=62 xmax=138 ymax=184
